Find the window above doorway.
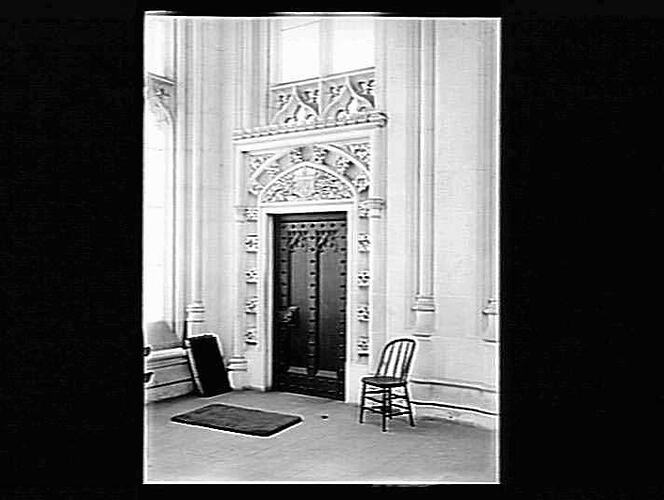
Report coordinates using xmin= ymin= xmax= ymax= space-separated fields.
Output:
xmin=264 ymin=16 xmax=378 ymax=130
xmin=274 ymin=16 xmax=375 ymax=84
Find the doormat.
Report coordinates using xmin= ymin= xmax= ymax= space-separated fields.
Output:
xmin=170 ymin=403 xmax=303 ymax=437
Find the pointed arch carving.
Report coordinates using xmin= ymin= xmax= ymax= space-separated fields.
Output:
xmin=268 ymin=69 xmax=376 ymax=128
xmin=246 ymin=143 xmax=371 ymax=201
xmin=259 ymin=162 xmax=356 ymax=204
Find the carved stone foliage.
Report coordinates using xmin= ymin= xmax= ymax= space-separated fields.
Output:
xmin=145 ymin=73 xmax=175 ymax=124
xmin=334 ymin=156 xmax=352 ymax=176
xmin=245 ymin=153 xmax=272 ymax=175
xmin=245 ymin=143 xmax=371 ymax=203
xmin=357 ymin=270 xmax=370 ymax=287
xmin=311 ymin=145 xmax=327 ymax=164
xmin=357 ymin=304 xmax=370 ymax=322
xmin=358 ymin=233 xmax=370 ymax=252
xmin=270 ymin=69 xmax=376 ymax=127
xmin=245 ymin=328 xmax=258 ymax=345
xmin=244 ymin=234 xmax=258 ymax=252
xmin=288 ymin=148 xmax=304 ymax=165
xmin=261 ymin=166 xmax=354 ymax=203
xmin=346 ymin=142 xmax=370 ymax=168
xmin=245 ymin=268 xmax=258 ymax=283
xmin=245 ymin=296 xmax=258 ymax=314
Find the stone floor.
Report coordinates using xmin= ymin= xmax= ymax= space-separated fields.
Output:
xmin=144 ymin=389 xmax=498 ymax=484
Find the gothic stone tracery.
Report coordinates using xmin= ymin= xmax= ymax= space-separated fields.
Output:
xmin=239 ymin=139 xmax=375 ymax=360
xmin=243 ymin=143 xmax=371 ymax=204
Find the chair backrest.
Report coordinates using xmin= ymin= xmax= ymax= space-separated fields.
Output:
xmin=375 ymin=338 xmax=416 ymax=380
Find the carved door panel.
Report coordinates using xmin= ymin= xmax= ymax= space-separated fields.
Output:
xmin=273 ymin=213 xmax=347 ymax=400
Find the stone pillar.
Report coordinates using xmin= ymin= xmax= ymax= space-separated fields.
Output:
xmin=479 ymin=20 xmax=500 ymax=346
xmin=368 ymin=18 xmax=388 ymax=372
xmin=239 ymin=19 xmax=269 ymax=130
xmin=173 ymin=18 xmax=190 ymax=342
xmin=383 ymin=19 xmax=421 ymax=341
xmin=412 ymin=20 xmax=436 ymax=379
xmin=185 ymin=18 xmax=206 ymax=338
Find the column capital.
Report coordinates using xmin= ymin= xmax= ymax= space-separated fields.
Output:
xmin=361 ymin=197 xmax=386 ymax=218
xmin=412 ymin=294 xmax=436 ymax=312
xmin=412 ymin=295 xmax=436 ymax=337
xmin=185 ymin=301 xmax=205 ymax=321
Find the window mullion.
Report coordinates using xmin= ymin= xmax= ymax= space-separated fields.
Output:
xmin=319 ymin=18 xmax=332 ymax=77
xmin=270 ymin=18 xmax=281 ymax=85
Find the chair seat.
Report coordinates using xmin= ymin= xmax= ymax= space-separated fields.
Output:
xmin=362 ymin=376 xmax=407 ymax=387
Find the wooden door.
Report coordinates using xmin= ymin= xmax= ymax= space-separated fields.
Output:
xmin=273 ymin=213 xmax=347 ymax=400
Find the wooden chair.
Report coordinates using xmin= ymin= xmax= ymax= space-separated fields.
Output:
xmin=359 ymin=338 xmax=416 ymax=432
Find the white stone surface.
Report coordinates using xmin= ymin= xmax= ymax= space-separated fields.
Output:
xmin=145 ymin=18 xmax=500 ymax=422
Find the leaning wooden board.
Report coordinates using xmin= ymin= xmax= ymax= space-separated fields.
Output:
xmin=186 ymin=334 xmax=232 ymax=397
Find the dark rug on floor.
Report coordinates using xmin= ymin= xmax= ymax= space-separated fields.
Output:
xmin=170 ymin=403 xmax=303 ymax=437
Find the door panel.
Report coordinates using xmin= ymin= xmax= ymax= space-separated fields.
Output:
xmin=273 ymin=213 xmax=347 ymax=400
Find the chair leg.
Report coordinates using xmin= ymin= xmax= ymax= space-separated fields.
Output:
xmin=382 ymin=388 xmax=388 ymax=432
xmin=387 ymin=387 xmax=392 ymax=419
xmin=359 ymin=382 xmax=367 ymax=424
xmin=403 ymin=384 xmax=415 ymax=427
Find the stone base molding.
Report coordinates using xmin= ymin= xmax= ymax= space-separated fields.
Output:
xmin=411 ymin=402 xmax=498 ymax=431
xmin=409 ymin=377 xmax=498 ymax=430
xmin=226 ymin=356 xmax=250 ymax=389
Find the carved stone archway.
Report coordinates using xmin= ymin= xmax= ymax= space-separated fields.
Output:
xmin=230 ymin=124 xmax=386 ymax=403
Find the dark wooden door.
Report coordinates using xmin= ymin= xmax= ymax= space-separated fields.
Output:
xmin=273 ymin=213 xmax=347 ymax=400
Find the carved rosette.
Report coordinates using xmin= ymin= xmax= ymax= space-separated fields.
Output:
xmin=245 ymin=297 xmax=258 ymax=314
xmin=245 ymin=269 xmax=258 ymax=283
xmin=357 ymin=335 xmax=370 ymax=355
xmin=358 ymin=233 xmax=370 ymax=252
xmin=357 ymin=270 xmax=370 ymax=287
xmin=357 ymin=304 xmax=370 ymax=322
xmin=244 ymin=208 xmax=258 ymax=221
xmin=244 ymin=235 xmax=258 ymax=252
xmin=353 ymin=174 xmax=369 ymax=192
xmin=245 ymin=328 xmax=258 ymax=345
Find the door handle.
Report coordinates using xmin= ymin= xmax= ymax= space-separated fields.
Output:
xmin=277 ymin=306 xmax=299 ymax=325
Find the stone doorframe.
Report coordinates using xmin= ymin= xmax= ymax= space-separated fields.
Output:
xmin=228 ymin=119 xmax=387 ymax=403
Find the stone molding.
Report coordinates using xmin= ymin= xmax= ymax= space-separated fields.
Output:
xmin=233 ymin=111 xmax=387 ymax=140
